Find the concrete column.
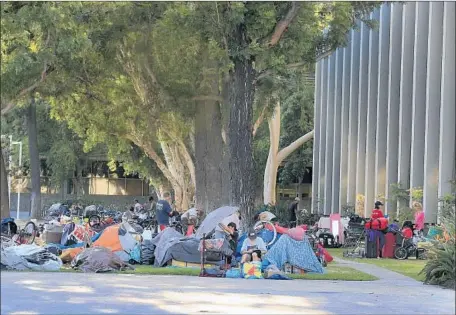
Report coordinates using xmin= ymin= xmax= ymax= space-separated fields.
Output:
xmin=356 ymin=22 xmax=370 ymax=213
xmin=424 ymin=2 xmax=444 ymax=223
xmin=331 ymin=49 xmax=344 ymax=214
xmin=410 ymin=2 xmax=430 ymax=192
xmin=438 ymin=2 xmax=456 ymax=202
xmin=339 ymin=37 xmax=352 ymax=210
xmin=347 ymin=28 xmax=361 ymax=206
xmin=375 ymin=5 xmax=392 ymax=201
xmin=364 ymin=9 xmax=381 ymax=217
xmin=385 ymin=4 xmax=403 ymax=216
xmin=312 ymin=61 xmax=322 ymax=213
xmin=397 ymin=2 xmax=416 ymax=210
xmin=318 ymin=58 xmax=328 ymax=214
xmin=324 ymin=55 xmax=336 ymax=214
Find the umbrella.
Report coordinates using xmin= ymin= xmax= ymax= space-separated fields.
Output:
xmin=195 ymin=206 xmax=239 ymax=239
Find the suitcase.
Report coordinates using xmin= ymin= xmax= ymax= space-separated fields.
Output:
xmin=365 ymin=235 xmax=379 ymax=258
xmin=382 ymin=232 xmax=396 ymax=258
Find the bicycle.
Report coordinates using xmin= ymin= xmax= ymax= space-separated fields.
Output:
xmin=1 ymin=218 xmax=37 ymax=245
xmin=253 ymin=220 xmax=278 ymax=247
xmin=88 ymin=210 xmax=121 ymax=232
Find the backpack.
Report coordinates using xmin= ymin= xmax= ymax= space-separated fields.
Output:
xmin=1 ymin=218 xmax=17 ymax=235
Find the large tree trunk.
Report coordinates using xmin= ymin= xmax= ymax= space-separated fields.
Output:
xmin=195 ymin=99 xmax=226 ymax=214
xmin=228 ymin=23 xmax=256 ymax=229
xmin=0 ymin=150 xmax=10 ymax=219
xmin=263 ymin=102 xmax=315 ymax=205
xmin=263 ymin=101 xmax=281 ymax=205
xmin=27 ymin=95 xmax=41 ymax=219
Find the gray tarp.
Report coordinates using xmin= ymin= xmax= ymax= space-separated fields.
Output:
xmin=150 ymin=228 xmax=185 ymax=267
xmin=71 ymin=247 xmax=134 ymax=273
xmin=195 ymin=206 xmax=239 ymax=239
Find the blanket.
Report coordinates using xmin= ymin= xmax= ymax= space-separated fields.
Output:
xmin=264 ymin=235 xmax=324 ymax=274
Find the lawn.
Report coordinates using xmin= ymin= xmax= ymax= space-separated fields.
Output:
xmin=55 ymin=262 xmax=377 ymax=280
xmin=328 ymin=248 xmax=427 ymax=281
xmin=121 ymin=263 xmax=377 ymax=281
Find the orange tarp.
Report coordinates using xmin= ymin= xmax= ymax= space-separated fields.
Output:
xmin=61 ymin=224 xmax=123 ymax=263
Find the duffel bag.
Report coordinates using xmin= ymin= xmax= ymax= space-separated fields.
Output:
xmin=365 ymin=217 xmax=389 ymax=231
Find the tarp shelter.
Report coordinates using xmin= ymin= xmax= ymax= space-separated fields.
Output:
xmin=264 ymin=234 xmax=325 ymax=274
xmin=195 ymin=206 xmax=239 ymax=239
xmin=60 ymin=223 xmax=141 ymax=263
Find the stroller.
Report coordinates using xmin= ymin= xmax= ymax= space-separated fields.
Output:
xmin=394 ymin=222 xmax=427 ymax=260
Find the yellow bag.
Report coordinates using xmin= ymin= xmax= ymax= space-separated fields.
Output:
xmin=242 ymin=262 xmax=263 ymax=279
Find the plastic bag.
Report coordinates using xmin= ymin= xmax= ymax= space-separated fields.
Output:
xmin=226 ymin=268 xmax=242 ymax=278
xmin=242 ymin=261 xmax=263 ymax=279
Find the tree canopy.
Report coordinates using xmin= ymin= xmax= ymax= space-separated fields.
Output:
xmin=1 ymin=1 xmax=381 ymax=220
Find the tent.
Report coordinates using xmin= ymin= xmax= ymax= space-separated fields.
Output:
xmin=195 ymin=206 xmax=239 ymax=239
xmin=60 ymin=223 xmax=141 ymax=263
xmin=264 ymin=234 xmax=325 ymax=274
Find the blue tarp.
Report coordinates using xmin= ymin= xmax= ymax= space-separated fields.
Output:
xmin=48 ymin=230 xmax=104 ymax=250
xmin=264 ymin=234 xmax=325 ymax=274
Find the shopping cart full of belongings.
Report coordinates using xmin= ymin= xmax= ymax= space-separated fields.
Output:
xmin=342 ymin=215 xmax=367 ymax=258
xmin=198 ymin=234 xmax=234 ymax=277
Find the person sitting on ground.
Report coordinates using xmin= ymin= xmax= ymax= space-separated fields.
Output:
xmin=240 ymin=228 xmax=267 ymax=264
xmin=214 ymin=211 xmax=241 ymax=239
xmin=156 ymin=192 xmax=176 ymax=232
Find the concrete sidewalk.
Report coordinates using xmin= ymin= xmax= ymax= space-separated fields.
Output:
xmin=1 ymin=271 xmax=455 ymax=315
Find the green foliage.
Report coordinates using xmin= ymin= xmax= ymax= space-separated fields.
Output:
xmin=388 ymin=183 xmax=424 ymax=221
xmin=278 ymin=76 xmax=314 ymax=186
xmin=341 ymin=203 xmax=356 ymax=216
xmin=420 ymin=194 xmax=455 ymax=288
xmin=2 ymin=2 xmax=381 ymax=204
xmin=438 ymin=193 xmax=455 ymax=241
xmin=420 ymin=243 xmax=455 ymax=289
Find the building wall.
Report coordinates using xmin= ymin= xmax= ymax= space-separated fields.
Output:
xmin=9 ymin=193 xmax=151 ymax=219
xmin=312 ymin=2 xmax=455 ymax=223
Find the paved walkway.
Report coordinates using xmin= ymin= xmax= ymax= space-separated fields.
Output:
xmin=333 ymin=256 xmax=420 ymax=283
xmin=1 ymin=271 xmax=454 ymax=315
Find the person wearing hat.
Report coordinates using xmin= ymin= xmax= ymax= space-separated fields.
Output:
xmin=371 ymin=201 xmax=384 ymax=219
xmin=240 ymin=228 xmax=267 ymax=264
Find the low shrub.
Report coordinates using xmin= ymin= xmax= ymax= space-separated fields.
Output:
xmin=420 ymin=242 xmax=455 ymax=289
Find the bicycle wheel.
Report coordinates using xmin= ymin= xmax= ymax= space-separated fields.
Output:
xmin=19 ymin=222 xmax=37 ymax=245
xmin=253 ymin=220 xmax=277 ymax=246
xmin=394 ymin=247 xmax=408 ymax=260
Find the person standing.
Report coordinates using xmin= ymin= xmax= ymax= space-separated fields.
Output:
xmin=371 ymin=201 xmax=384 ymax=219
xmin=412 ymin=201 xmax=425 ymax=235
xmin=156 ymin=192 xmax=173 ymax=232
xmin=288 ymin=197 xmax=300 ymax=228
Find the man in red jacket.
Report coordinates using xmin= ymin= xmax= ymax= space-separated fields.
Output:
xmin=371 ymin=201 xmax=384 ymax=219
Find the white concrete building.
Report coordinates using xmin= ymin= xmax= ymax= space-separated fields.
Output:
xmin=312 ymin=2 xmax=455 ymax=223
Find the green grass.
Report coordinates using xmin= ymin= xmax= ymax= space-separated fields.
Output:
xmin=114 ymin=263 xmax=377 ymax=281
xmin=328 ymin=248 xmax=427 ymax=281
